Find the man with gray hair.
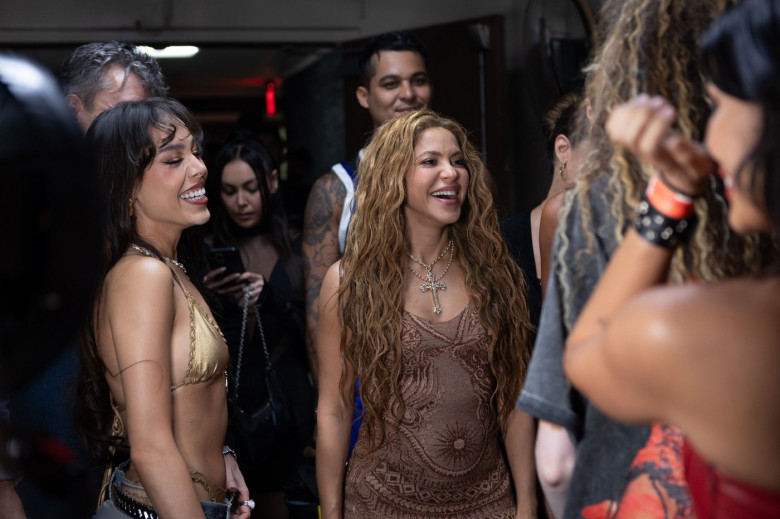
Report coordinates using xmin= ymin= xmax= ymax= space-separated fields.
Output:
xmin=59 ymin=41 xmax=167 ymax=132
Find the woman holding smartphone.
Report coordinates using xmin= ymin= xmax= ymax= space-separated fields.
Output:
xmin=203 ymin=133 xmax=314 ymax=519
xmin=76 ymin=98 xmax=251 ymax=519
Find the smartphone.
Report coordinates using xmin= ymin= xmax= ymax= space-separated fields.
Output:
xmin=206 ymin=247 xmax=246 ymax=278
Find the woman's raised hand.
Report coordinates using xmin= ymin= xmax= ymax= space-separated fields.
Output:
xmin=606 ymin=94 xmax=715 ymax=196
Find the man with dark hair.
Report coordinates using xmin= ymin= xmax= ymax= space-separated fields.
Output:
xmin=354 ymin=31 xmax=431 ymax=128
xmin=59 ymin=41 xmax=168 ymax=132
xmin=302 ymin=31 xmax=431 ymax=380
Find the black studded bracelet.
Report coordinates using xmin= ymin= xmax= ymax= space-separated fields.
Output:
xmin=633 ymin=194 xmax=695 ymax=249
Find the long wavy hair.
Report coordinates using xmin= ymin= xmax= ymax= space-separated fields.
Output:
xmin=211 ymin=132 xmax=303 ymax=300
xmin=338 ymin=110 xmax=534 ymax=448
xmin=556 ymin=0 xmax=770 ymax=327
xmin=75 ymin=98 xmax=205 ymax=463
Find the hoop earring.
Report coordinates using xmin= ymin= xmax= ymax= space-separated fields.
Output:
xmin=559 ymin=162 xmax=567 ymax=182
xmin=129 ymin=198 xmax=135 ymax=217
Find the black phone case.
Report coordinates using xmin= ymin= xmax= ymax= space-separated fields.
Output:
xmin=207 ymin=247 xmax=246 ymax=275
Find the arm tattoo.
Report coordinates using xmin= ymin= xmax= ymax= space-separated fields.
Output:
xmin=302 ymin=172 xmax=346 ymax=382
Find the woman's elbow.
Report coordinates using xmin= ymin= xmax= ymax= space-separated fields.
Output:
xmin=534 ymin=423 xmax=576 ymax=488
xmin=536 ymin=453 xmax=575 ymax=489
xmin=128 ymin=434 xmax=175 ymax=469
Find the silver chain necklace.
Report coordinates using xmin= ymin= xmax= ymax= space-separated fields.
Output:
xmin=129 ymin=243 xmax=186 ymax=273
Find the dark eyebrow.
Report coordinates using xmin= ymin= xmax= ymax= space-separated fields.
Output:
xmin=378 ymin=70 xmax=429 ymax=83
xmin=221 ymin=178 xmax=258 ymax=188
xmin=159 ymin=143 xmax=186 ymax=153
xmin=378 ymin=73 xmax=401 ymax=83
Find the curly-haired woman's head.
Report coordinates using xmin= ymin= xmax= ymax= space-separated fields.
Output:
xmin=573 ymin=0 xmax=718 ymax=235
xmin=350 ymin=110 xmax=487 ymax=248
xmin=584 ymin=0 xmax=715 ymax=149
xmin=554 ymin=0 xmax=767 ymax=319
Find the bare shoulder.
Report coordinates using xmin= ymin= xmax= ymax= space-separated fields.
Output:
xmin=108 ymin=254 xmax=173 ymax=282
xmin=104 ymin=255 xmax=174 ymax=303
xmin=629 ymin=278 xmax=780 ymax=485
xmin=304 ymin=172 xmax=347 ymax=224
xmin=611 ymin=277 xmax=780 ymax=370
xmin=100 ymin=255 xmax=178 ymax=371
xmin=541 ymin=191 xmax=566 ymax=222
xmin=315 ymin=169 xmax=348 ymax=198
xmin=632 ymin=278 xmax=777 ymax=334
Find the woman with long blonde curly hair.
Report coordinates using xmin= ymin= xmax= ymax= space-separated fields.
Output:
xmin=516 ymin=0 xmax=773 ymax=518
xmin=316 ymin=110 xmax=537 ymax=519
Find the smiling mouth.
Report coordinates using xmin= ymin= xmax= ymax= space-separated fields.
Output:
xmin=180 ymin=187 xmax=206 ymax=201
xmin=432 ymin=190 xmax=457 ymax=200
xmin=396 ymin=105 xmax=421 ymax=113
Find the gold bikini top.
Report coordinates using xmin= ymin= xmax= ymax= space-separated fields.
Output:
xmin=167 ymin=265 xmax=229 ymax=390
xmin=99 ymin=259 xmax=229 ymax=506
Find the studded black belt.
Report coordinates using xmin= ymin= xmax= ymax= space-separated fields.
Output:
xmin=111 ymin=481 xmax=159 ymax=519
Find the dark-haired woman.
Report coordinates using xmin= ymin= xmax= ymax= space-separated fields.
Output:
xmin=76 ymin=98 xmax=251 ymax=519
xmin=565 ymin=0 xmax=780 ymax=517
xmin=203 ymin=134 xmax=314 ymax=519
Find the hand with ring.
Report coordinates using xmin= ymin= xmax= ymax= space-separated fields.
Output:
xmin=235 ymin=272 xmax=265 ymax=308
xmin=224 ymin=452 xmax=252 ymax=519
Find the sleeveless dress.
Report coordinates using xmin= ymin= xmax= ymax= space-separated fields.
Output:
xmin=343 ymin=302 xmax=515 ymax=519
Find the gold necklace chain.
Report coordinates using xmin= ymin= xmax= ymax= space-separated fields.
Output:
xmin=129 ymin=243 xmax=187 ymax=273
xmin=407 ymin=239 xmax=454 ymax=282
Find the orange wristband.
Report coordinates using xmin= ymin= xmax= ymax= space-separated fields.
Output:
xmin=645 ymin=176 xmax=694 ymax=219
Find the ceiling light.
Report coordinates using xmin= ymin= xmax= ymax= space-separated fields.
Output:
xmin=137 ymin=45 xmax=199 ymax=59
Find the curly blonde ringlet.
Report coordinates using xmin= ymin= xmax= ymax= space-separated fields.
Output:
xmin=556 ymin=0 xmax=770 ymax=328
xmin=338 ymin=110 xmax=534 ymax=450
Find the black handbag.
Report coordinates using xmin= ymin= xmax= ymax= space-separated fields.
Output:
xmin=228 ymin=291 xmax=292 ymax=463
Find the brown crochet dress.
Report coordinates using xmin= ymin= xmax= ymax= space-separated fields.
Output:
xmin=343 ymin=302 xmax=515 ymax=518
